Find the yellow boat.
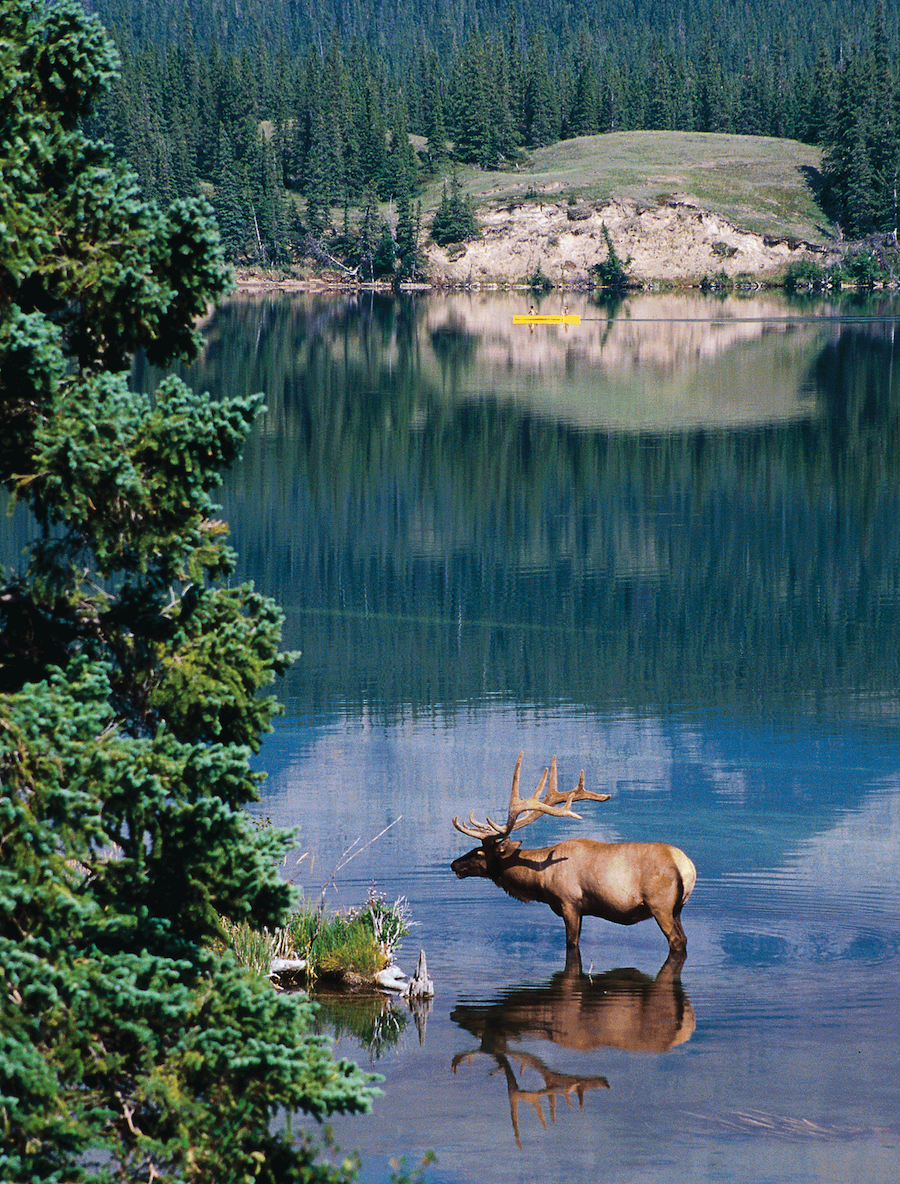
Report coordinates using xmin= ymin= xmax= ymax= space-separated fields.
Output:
xmin=513 ymin=313 xmax=581 ymax=325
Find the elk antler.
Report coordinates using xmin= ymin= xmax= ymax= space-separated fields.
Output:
xmin=452 ymin=753 xmax=610 ymax=841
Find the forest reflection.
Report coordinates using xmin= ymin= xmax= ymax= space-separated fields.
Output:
xmin=132 ymin=292 xmax=900 ymax=725
xmin=451 ymin=952 xmax=693 ymax=1146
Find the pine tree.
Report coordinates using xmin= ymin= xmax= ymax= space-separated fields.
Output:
xmin=212 ymin=125 xmax=247 ymax=256
xmin=381 ymin=92 xmax=417 ymax=202
xmin=569 ymin=35 xmax=599 ymax=136
xmin=737 ymin=51 xmax=768 ymax=136
xmin=823 ymin=46 xmax=879 ymax=236
xmin=395 ymin=193 xmax=420 ymax=280
xmin=868 ymin=6 xmax=899 ymax=233
xmin=523 ymin=31 xmax=555 ymax=147
xmin=304 ymin=111 xmax=333 ymax=235
xmin=697 ymin=27 xmax=730 ymax=133
xmin=768 ymin=32 xmax=788 ymax=138
xmin=487 ymin=35 xmax=519 ymax=161
xmin=356 ymin=73 xmax=387 ymax=193
xmin=0 ymin=4 xmax=376 ymax=1181
xmin=425 ymin=79 xmax=449 ymax=169
xmin=373 ymin=221 xmax=396 ymax=277
xmin=600 ymin=59 xmax=624 ymax=133
xmin=647 ymin=44 xmax=674 ymax=131
xmin=800 ymin=44 xmax=836 ymax=145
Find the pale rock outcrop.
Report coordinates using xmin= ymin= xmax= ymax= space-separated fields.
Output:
xmin=424 ymin=197 xmax=828 ymax=286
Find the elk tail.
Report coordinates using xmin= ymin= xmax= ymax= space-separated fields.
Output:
xmin=671 ymin=848 xmax=697 ymax=907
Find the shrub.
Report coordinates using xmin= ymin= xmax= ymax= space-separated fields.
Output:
xmin=528 ymin=262 xmax=553 ymax=290
xmin=590 ymin=223 xmax=631 ymax=288
xmin=783 ymin=257 xmax=829 ymax=291
xmin=838 ymin=248 xmax=890 ymax=288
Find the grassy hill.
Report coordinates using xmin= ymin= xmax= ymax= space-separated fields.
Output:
xmin=425 ymin=132 xmax=830 ymax=245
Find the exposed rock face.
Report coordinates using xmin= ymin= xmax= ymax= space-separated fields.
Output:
xmin=424 ymin=198 xmax=829 ymax=286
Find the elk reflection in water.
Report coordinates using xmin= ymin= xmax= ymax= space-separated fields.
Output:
xmin=451 ymin=951 xmax=695 ymax=1146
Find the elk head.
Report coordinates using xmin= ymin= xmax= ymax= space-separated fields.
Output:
xmin=451 ymin=752 xmax=609 ymax=881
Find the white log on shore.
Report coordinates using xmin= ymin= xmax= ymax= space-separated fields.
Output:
xmin=374 ymin=949 xmax=435 ymax=999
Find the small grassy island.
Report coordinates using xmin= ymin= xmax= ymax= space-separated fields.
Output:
xmin=221 ymin=889 xmax=429 ymax=995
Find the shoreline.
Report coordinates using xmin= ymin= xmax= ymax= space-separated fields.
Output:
xmin=229 ymin=196 xmax=899 ymax=295
xmin=230 ymin=196 xmax=849 ymax=293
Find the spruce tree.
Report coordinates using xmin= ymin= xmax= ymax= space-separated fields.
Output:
xmin=868 ymin=6 xmax=899 ymax=233
xmin=570 ymin=54 xmax=599 ymax=136
xmin=430 ymin=167 xmax=478 ymax=245
xmin=213 ymin=124 xmax=248 ymax=256
xmin=0 ymin=4 xmax=377 ymax=1182
xmin=801 ymin=45 xmax=836 ymax=145
xmin=823 ymin=47 xmax=878 ymax=236
xmin=646 ymin=43 xmax=675 ymax=131
xmin=523 ymin=31 xmax=555 ymax=147
xmin=451 ymin=35 xmax=495 ymax=167
xmin=424 ymin=56 xmax=450 ymax=170
xmin=697 ymin=27 xmax=730 ymax=133
xmin=395 ymin=195 xmax=421 ymax=280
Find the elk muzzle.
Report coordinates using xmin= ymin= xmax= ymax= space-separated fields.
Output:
xmin=451 ymin=846 xmax=489 ymax=878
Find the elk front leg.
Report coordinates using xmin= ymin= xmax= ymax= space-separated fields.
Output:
xmin=560 ymin=901 xmax=583 ymax=949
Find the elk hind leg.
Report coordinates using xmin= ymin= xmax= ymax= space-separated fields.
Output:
xmin=650 ymin=899 xmax=687 ymax=959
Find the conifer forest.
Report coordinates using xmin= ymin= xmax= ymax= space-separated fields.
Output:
xmin=81 ymin=0 xmax=900 ymax=266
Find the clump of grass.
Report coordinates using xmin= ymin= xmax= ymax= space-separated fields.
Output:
xmin=218 ymin=919 xmax=292 ymax=977
xmin=221 ymin=888 xmax=413 ymax=985
xmin=290 ymin=888 xmax=413 ymax=980
xmin=289 ymin=902 xmax=384 ymax=978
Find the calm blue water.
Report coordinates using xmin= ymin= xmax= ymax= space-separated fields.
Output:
xmin=177 ymin=291 xmax=900 ymax=1181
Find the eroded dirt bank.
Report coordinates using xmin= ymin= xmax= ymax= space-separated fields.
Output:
xmin=424 ymin=196 xmax=833 ymax=287
xmin=233 ymin=196 xmax=843 ymax=291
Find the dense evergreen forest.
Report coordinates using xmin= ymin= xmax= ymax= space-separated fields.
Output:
xmin=82 ymin=0 xmax=900 ymax=266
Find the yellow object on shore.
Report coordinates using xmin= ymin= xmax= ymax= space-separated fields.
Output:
xmin=513 ymin=313 xmax=581 ymax=325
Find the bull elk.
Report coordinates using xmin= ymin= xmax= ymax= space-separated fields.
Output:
xmin=451 ymin=753 xmax=696 ymax=959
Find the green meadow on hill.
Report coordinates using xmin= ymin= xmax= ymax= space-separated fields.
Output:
xmin=435 ymin=131 xmax=828 ymax=244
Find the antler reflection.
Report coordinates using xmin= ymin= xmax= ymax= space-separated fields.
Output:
xmin=453 ymin=1045 xmax=609 ymax=1149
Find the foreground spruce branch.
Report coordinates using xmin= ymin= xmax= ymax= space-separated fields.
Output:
xmin=1 ymin=3 xmax=379 ymax=1181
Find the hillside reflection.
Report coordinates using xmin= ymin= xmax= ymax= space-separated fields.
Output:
xmin=451 ymin=953 xmax=694 ymax=1146
xmin=193 ymin=290 xmax=829 ymax=432
xmin=130 ymin=292 xmax=900 ymax=725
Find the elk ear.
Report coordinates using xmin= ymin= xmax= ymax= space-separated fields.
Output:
xmin=501 ymin=839 xmax=522 ymax=854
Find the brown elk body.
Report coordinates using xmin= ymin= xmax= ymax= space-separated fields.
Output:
xmin=451 ymin=754 xmax=696 ymax=957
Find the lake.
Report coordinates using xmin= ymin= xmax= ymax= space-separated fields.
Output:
xmin=153 ymin=289 xmax=900 ymax=1183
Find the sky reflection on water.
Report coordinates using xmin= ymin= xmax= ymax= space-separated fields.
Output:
xmin=251 ymin=703 xmax=899 ymax=1184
